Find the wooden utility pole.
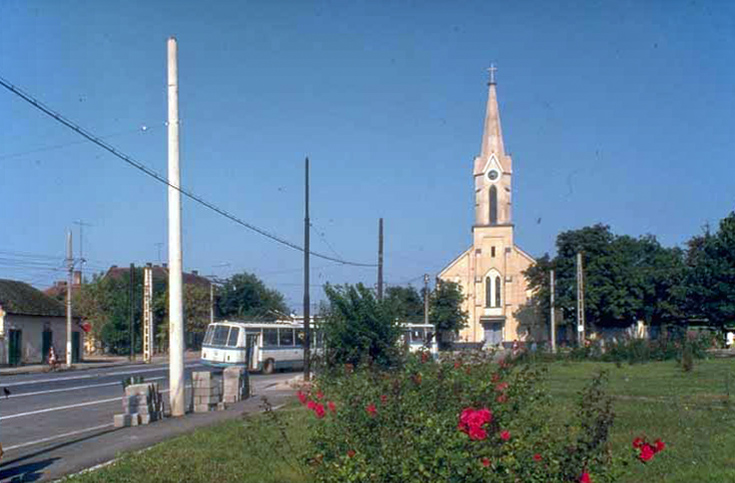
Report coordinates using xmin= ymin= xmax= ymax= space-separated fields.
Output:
xmin=167 ymin=36 xmax=185 ymax=417
xmin=576 ymin=252 xmax=585 ymax=346
xmin=550 ymin=269 xmax=556 ymax=354
xmin=423 ymin=274 xmax=430 ymax=325
xmin=129 ymin=263 xmax=135 ymax=361
xmin=303 ymin=157 xmax=311 ymax=381
xmin=377 ymin=218 xmax=384 ymax=301
xmin=65 ymin=230 xmax=73 ymax=367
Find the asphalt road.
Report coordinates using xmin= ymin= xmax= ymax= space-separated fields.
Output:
xmin=0 ymin=361 xmax=294 ymax=480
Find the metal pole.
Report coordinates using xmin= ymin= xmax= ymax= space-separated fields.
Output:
xmin=210 ymin=282 xmax=214 ymax=325
xmin=576 ymin=252 xmax=585 ymax=346
xmin=129 ymin=263 xmax=135 ymax=361
xmin=377 ymin=218 xmax=384 ymax=301
xmin=550 ymin=269 xmax=556 ymax=354
xmin=66 ymin=230 xmax=73 ymax=367
xmin=167 ymin=36 xmax=185 ymax=417
xmin=303 ymin=157 xmax=311 ymax=381
xmin=423 ymin=274 xmax=430 ymax=326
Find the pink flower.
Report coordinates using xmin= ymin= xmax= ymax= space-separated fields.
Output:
xmin=533 ymin=453 xmax=542 ymax=462
xmin=297 ymin=391 xmax=308 ymax=405
xmin=307 ymin=400 xmax=317 ymax=410
xmin=366 ymin=403 xmax=377 ymax=417
xmin=458 ymin=407 xmax=493 ymax=439
xmin=579 ymin=472 xmax=591 ymax=483
xmin=313 ymin=403 xmax=325 ymax=419
xmin=495 ymin=382 xmax=509 ymax=392
xmin=468 ymin=425 xmax=488 ymax=441
xmin=654 ymin=439 xmax=665 ymax=453
xmin=632 ymin=437 xmax=644 ymax=449
xmin=380 ymin=394 xmax=388 ymax=404
xmin=327 ymin=401 xmax=336 ymax=413
xmin=316 ymin=390 xmax=324 ymax=400
xmin=500 ymin=430 xmax=511 ymax=442
xmin=639 ymin=444 xmax=655 ymax=462
xmin=496 ymin=394 xmax=508 ymax=404
xmin=481 ymin=457 xmax=491 ymax=468
xmin=491 ymin=373 xmax=501 ymax=383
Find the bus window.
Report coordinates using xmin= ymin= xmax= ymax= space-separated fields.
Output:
xmin=411 ymin=328 xmax=426 ymax=343
xmin=279 ymin=328 xmax=294 ymax=346
xmin=212 ymin=325 xmax=230 ymax=346
xmin=263 ymin=328 xmax=278 ymax=347
xmin=227 ymin=327 xmax=240 ymax=347
xmin=203 ymin=326 xmax=215 ymax=345
xmin=296 ymin=329 xmax=305 ymax=346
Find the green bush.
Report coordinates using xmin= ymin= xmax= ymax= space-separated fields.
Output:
xmin=299 ymin=352 xmax=628 ymax=483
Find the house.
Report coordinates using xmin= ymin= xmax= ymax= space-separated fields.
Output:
xmin=103 ymin=263 xmax=211 ymax=289
xmin=0 ymin=279 xmax=84 ymax=366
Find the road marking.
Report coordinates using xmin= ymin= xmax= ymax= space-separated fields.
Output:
xmin=1 ymin=363 xmax=203 ymax=387
xmin=0 ymin=397 xmax=121 ymax=421
xmin=4 ymin=423 xmax=114 ymax=451
xmin=3 ymin=377 xmax=165 ymax=399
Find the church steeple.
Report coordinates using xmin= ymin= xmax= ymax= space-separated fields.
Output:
xmin=480 ymin=64 xmax=505 ymax=159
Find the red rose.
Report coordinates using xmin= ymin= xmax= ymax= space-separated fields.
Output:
xmin=366 ymin=403 xmax=377 ymax=417
xmin=632 ymin=437 xmax=644 ymax=449
xmin=327 ymin=401 xmax=336 ymax=413
xmin=454 ymin=361 xmax=462 ymax=369
xmin=579 ymin=472 xmax=592 ymax=483
xmin=297 ymin=391 xmax=308 ymax=405
xmin=347 ymin=449 xmax=356 ymax=458
xmin=307 ymin=400 xmax=317 ymax=410
xmin=495 ymin=382 xmax=509 ymax=392
xmin=313 ymin=403 xmax=325 ymax=419
xmin=496 ymin=394 xmax=508 ymax=404
xmin=491 ymin=373 xmax=501 ymax=383
xmin=481 ymin=457 xmax=491 ymax=468
xmin=533 ymin=453 xmax=542 ymax=462
xmin=500 ymin=430 xmax=511 ymax=441
xmin=468 ymin=425 xmax=488 ymax=441
xmin=654 ymin=439 xmax=665 ymax=453
xmin=380 ymin=394 xmax=388 ymax=404
xmin=639 ymin=444 xmax=655 ymax=462
xmin=316 ymin=390 xmax=324 ymax=400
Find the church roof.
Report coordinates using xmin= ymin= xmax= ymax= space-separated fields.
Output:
xmin=480 ymin=77 xmax=505 ymax=159
xmin=0 ymin=279 xmax=67 ymax=317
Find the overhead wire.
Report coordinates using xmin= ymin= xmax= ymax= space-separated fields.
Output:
xmin=0 ymin=75 xmax=377 ymax=268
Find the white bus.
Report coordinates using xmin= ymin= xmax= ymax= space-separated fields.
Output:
xmin=201 ymin=320 xmax=320 ymax=374
xmin=201 ymin=320 xmax=436 ymax=372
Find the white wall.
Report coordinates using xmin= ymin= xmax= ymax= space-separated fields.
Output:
xmin=2 ymin=314 xmax=84 ymax=365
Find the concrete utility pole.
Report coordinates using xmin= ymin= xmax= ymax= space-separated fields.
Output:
xmin=66 ymin=230 xmax=73 ymax=367
xmin=550 ymin=269 xmax=556 ymax=354
xmin=423 ymin=274 xmax=430 ymax=326
xmin=377 ymin=218 xmax=384 ymax=301
xmin=129 ymin=263 xmax=135 ymax=361
xmin=303 ymin=157 xmax=311 ymax=382
xmin=143 ymin=263 xmax=153 ymax=363
xmin=209 ymin=282 xmax=214 ymax=325
xmin=73 ymin=220 xmax=92 ymax=284
xmin=576 ymin=252 xmax=585 ymax=346
xmin=167 ymin=36 xmax=185 ymax=417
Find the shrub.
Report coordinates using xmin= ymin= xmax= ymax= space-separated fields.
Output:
xmin=300 ymin=352 xmax=623 ymax=483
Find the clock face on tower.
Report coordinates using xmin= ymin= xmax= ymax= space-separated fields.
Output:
xmin=487 ymin=169 xmax=500 ymax=182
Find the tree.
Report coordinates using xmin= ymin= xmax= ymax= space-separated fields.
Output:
xmin=685 ymin=212 xmax=735 ymax=328
xmin=216 ymin=272 xmax=288 ymax=320
xmin=429 ymin=280 xmax=468 ymax=345
xmin=385 ymin=285 xmax=424 ymax=323
xmin=320 ymin=283 xmax=401 ymax=367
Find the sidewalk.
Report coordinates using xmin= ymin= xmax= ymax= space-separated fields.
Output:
xmin=0 ymin=351 xmax=201 ymax=376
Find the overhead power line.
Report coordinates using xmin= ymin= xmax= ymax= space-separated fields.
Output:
xmin=0 ymin=75 xmax=376 ymax=268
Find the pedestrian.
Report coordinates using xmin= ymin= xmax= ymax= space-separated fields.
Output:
xmin=48 ymin=345 xmax=58 ymax=370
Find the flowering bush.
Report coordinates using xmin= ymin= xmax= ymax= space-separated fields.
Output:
xmin=297 ymin=351 xmax=647 ymax=483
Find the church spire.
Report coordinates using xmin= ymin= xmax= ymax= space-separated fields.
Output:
xmin=480 ymin=64 xmax=505 ymax=158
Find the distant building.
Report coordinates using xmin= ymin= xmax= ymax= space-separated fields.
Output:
xmin=438 ymin=73 xmax=535 ymax=346
xmin=103 ymin=264 xmax=211 ymax=289
xmin=0 ymin=279 xmax=84 ymax=365
xmin=44 ymin=270 xmax=82 ymax=300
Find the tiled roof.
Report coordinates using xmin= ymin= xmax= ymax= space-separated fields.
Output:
xmin=104 ymin=265 xmax=211 ymax=288
xmin=0 ymin=279 xmax=67 ymax=317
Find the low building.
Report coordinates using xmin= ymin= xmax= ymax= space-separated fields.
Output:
xmin=0 ymin=279 xmax=84 ymax=366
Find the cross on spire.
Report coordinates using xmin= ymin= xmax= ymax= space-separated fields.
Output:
xmin=487 ymin=63 xmax=498 ymax=85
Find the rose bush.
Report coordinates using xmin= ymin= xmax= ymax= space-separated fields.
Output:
xmin=297 ymin=351 xmax=648 ymax=483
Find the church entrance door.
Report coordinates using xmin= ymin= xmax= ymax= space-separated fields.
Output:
xmin=483 ymin=321 xmax=504 ymax=346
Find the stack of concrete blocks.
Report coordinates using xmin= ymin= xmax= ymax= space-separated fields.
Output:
xmin=192 ymin=371 xmax=224 ymax=413
xmin=114 ymin=382 xmax=164 ymax=428
xmin=222 ymin=366 xmax=249 ymax=403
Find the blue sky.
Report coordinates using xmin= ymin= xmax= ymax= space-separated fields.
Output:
xmin=1 ymin=0 xmax=733 ymax=311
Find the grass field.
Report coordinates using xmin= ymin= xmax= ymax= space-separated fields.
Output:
xmin=65 ymin=359 xmax=735 ymax=482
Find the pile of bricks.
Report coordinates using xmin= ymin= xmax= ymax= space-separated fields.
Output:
xmin=192 ymin=371 xmax=224 ymax=413
xmin=222 ymin=366 xmax=249 ymax=403
xmin=114 ymin=382 xmax=164 ymax=428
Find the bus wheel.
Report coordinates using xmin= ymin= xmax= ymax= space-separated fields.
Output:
xmin=263 ymin=358 xmax=275 ymax=375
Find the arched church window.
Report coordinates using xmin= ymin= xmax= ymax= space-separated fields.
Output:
xmin=489 ymin=186 xmax=498 ymax=225
xmin=485 ymin=277 xmax=492 ymax=308
xmin=495 ymin=276 xmax=502 ymax=308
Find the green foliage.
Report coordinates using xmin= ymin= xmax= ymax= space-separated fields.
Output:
xmin=302 ymin=353 xmax=623 ymax=483
xmin=216 ymin=271 xmax=289 ymax=320
xmin=684 ymin=212 xmax=735 ymax=328
xmin=430 ymin=280 xmax=469 ymax=337
xmin=320 ymin=283 xmax=402 ymax=368
xmin=385 ymin=285 xmax=424 ymax=323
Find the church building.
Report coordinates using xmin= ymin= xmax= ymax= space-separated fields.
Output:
xmin=438 ymin=70 xmax=535 ymax=345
